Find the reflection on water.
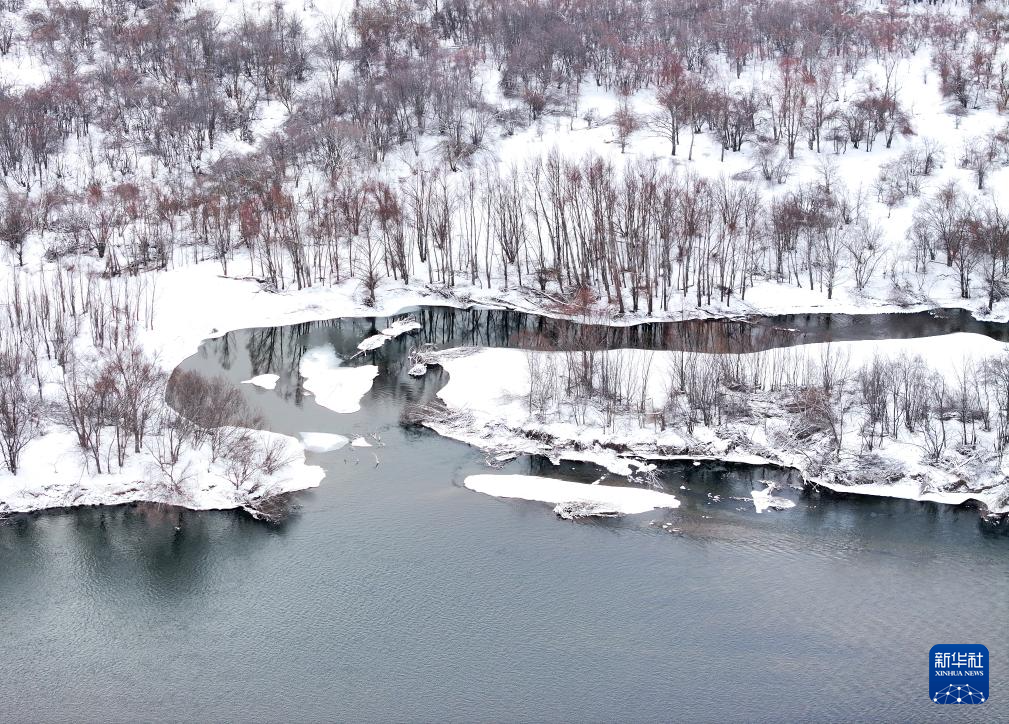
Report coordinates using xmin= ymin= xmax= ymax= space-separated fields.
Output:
xmin=1 ymin=306 xmax=1008 ymax=721
xmin=189 ymin=306 xmax=1009 ymax=381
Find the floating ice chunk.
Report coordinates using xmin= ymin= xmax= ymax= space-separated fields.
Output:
xmin=464 ymin=474 xmax=679 ymax=515
xmin=751 ymin=484 xmax=796 ymax=513
xmin=382 ymin=318 xmax=422 ymax=337
xmin=351 ymin=436 xmax=372 ymax=447
xmin=300 ymin=346 xmax=377 ymax=413
xmin=357 ymin=334 xmax=388 ymax=352
xmin=300 ymin=432 xmax=350 ymax=452
xmin=408 ymin=363 xmax=428 ymax=377
xmin=241 ymin=373 xmax=279 ymax=390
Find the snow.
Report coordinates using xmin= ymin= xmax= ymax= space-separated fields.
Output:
xmin=299 ymin=346 xmax=379 ymax=413
xmin=300 ymin=433 xmax=350 ymax=453
xmin=408 ymin=363 xmax=428 ymax=377
xmin=6 ymin=249 xmax=1008 ymax=517
xmin=0 ymin=261 xmax=456 ymax=517
xmin=464 ymin=474 xmax=680 ymax=516
xmin=241 ymin=374 xmax=280 ymax=390
xmin=351 ymin=436 xmax=372 ymax=448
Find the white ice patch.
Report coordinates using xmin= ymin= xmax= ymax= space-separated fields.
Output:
xmin=300 ymin=346 xmax=378 ymax=413
xmin=357 ymin=318 xmax=421 ymax=352
xmin=351 ymin=436 xmax=372 ymax=447
xmin=357 ymin=334 xmax=388 ymax=352
xmin=241 ymin=373 xmax=279 ymax=390
xmin=302 ymin=346 xmax=343 ymax=370
xmin=382 ymin=319 xmax=422 ymax=337
xmin=751 ymin=483 xmax=796 ymax=513
xmin=464 ymin=474 xmax=679 ymax=516
xmin=300 ymin=432 xmax=350 ymax=452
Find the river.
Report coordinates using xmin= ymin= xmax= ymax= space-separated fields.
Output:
xmin=0 ymin=306 xmax=1006 ymax=722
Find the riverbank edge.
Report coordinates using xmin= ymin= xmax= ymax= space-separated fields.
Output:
xmin=422 ymin=416 xmax=1009 ymax=520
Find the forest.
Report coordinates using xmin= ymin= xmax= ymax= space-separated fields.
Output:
xmin=2 ymin=0 xmax=1009 ymax=512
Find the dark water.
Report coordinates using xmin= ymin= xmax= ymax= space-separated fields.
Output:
xmin=1 ymin=306 xmax=1007 ymax=722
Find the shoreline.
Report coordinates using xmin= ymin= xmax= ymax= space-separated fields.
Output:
xmin=424 ymin=416 xmax=1009 ymax=519
xmin=425 ymin=338 xmax=1009 ymax=519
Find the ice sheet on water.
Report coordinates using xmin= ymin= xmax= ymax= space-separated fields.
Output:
xmin=382 ymin=318 xmax=422 ymax=337
xmin=300 ymin=346 xmax=378 ymax=413
xmin=751 ymin=483 xmax=796 ymax=513
xmin=357 ymin=334 xmax=388 ymax=352
xmin=464 ymin=474 xmax=679 ymax=515
xmin=241 ymin=374 xmax=279 ymax=390
xmin=300 ymin=433 xmax=350 ymax=452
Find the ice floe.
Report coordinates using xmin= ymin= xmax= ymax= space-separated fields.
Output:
xmin=751 ymin=483 xmax=797 ymax=513
xmin=241 ymin=373 xmax=279 ymax=390
xmin=382 ymin=318 xmax=422 ymax=337
xmin=300 ymin=432 xmax=350 ymax=452
xmin=300 ymin=346 xmax=378 ymax=413
xmin=357 ymin=334 xmax=388 ymax=353
xmin=356 ymin=317 xmax=422 ymax=353
xmin=464 ymin=474 xmax=679 ymax=516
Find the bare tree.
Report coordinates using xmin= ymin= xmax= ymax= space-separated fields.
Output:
xmin=843 ymin=221 xmax=886 ymax=292
xmin=0 ymin=349 xmax=43 ymax=474
xmin=0 ymin=190 xmax=38 ymax=266
xmin=613 ymin=99 xmax=639 ymax=154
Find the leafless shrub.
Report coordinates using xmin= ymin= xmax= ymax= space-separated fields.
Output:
xmin=166 ymin=369 xmax=264 ymax=461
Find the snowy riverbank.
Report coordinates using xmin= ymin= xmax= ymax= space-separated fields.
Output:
xmin=428 ymin=333 xmax=1009 ymax=516
xmin=0 ymin=427 xmax=324 ymax=518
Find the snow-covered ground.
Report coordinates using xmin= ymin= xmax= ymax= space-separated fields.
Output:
xmin=430 ymin=334 xmax=1009 ymax=515
xmin=0 ymin=427 xmax=323 ymax=516
xmin=0 ymin=266 xmax=435 ymax=516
